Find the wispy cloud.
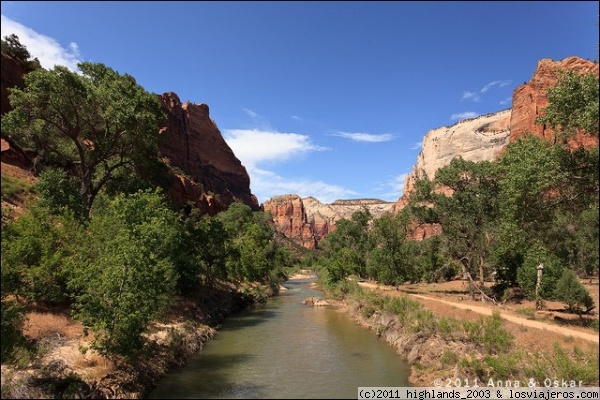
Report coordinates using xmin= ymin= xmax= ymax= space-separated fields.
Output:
xmin=242 ymin=107 xmax=258 ymax=118
xmin=411 ymin=141 xmax=423 ymax=150
xmin=330 ymin=131 xmax=394 ymax=143
xmin=481 ymin=80 xmax=511 ymax=93
xmin=373 ymin=173 xmax=408 ymax=201
xmin=1 ymin=14 xmax=82 ymax=71
xmin=462 ymin=91 xmax=481 ymax=102
xmin=451 ymin=111 xmax=479 ymax=120
xmin=499 ymin=96 xmax=512 ymax=105
xmin=462 ymin=79 xmax=512 ymax=102
xmin=291 ymin=115 xmax=303 ymax=121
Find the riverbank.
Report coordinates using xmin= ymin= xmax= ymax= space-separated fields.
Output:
xmin=320 ymin=280 xmax=599 ymax=388
xmin=0 ymin=283 xmax=275 ymax=399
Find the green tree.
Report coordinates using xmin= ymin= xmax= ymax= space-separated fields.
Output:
xmin=367 ymin=212 xmax=412 ymax=285
xmin=1 ymin=62 xmax=166 ymax=218
xmin=70 ymin=189 xmax=178 ymax=359
xmin=412 ymin=158 xmax=500 ymax=298
xmin=36 ymin=168 xmax=85 ymax=219
xmin=319 ymin=208 xmax=373 ymax=281
xmin=536 ymin=71 xmax=599 ymax=141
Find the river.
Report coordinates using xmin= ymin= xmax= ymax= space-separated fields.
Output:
xmin=147 ymin=276 xmax=410 ymax=399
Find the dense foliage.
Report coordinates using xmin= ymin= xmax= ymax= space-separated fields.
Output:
xmin=1 ymin=58 xmax=168 ymax=218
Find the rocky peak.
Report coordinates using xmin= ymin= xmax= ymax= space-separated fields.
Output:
xmin=510 ymin=56 xmax=599 ymax=148
xmin=158 ymin=92 xmax=259 ymax=214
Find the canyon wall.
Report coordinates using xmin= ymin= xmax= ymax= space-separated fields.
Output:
xmin=263 ymin=195 xmax=394 ymax=249
xmin=158 ymin=92 xmax=259 ymax=214
xmin=510 ymin=56 xmax=599 ymax=148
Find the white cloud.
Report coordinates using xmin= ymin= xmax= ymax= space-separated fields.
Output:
xmin=291 ymin=115 xmax=302 ymax=121
xmin=411 ymin=141 xmax=422 ymax=150
xmin=223 ymin=129 xmax=326 ymax=168
xmin=499 ymin=96 xmax=512 ymax=105
xmin=330 ymin=131 xmax=394 ymax=143
xmin=451 ymin=111 xmax=479 ymax=120
xmin=1 ymin=14 xmax=82 ymax=71
xmin=242 ymin=107 xmax=258 ymax=118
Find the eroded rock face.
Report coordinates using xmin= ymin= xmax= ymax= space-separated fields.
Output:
xmin=262 ymin=194 xmax=317 ymax=249
xmin=393 ymin=109 xmax=512 ymax=217
xmin=158 ymin=92 xmax=259 ymax=214
xmin=263 ymin=195 xmax=394 ymax=248
xmin=510 ymin=56 xmax=599 ymax=148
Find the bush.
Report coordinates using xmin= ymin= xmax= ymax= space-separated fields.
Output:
xmin=554 ymin=269 xmax=595 ymax=314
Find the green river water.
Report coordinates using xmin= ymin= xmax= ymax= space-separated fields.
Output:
xmin=147 ymin=276 xmax=410 ymax=399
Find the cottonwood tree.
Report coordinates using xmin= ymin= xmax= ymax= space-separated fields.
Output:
xmin=412 ymin=158 xmax=500 ymax=299
xmin=537 ymin=70 xmax=599 ymax=141
xmin=1 ymin=62 xmax=166 ymax=218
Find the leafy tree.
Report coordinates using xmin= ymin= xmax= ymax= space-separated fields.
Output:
xmin=1 ymin=62 xmax=167 ymax=218
xmin=516 ymin=242 xmax=564 ymax=300
xmin=319 ymin=208 xmax=373 ymax=281
xmin=179 ymin=211 xmax=229 ymax=290
xmin=70 ymin=189 xmax=178 ymax=359
xmin=412 ymin=158 xmax=500 ymax=298
xmin=367 ymin=212 xmax=412 ymax=285
xmin=215 ymin=203 xmax=285 ymax=284
xmin=36 ymin=168 xmax=85 ymax=219
xmin=536 ymin=70 xmax=599 ymax=141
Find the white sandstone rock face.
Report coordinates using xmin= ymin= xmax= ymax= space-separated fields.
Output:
xmin=402 ymin=109 xmax=511 ymax=197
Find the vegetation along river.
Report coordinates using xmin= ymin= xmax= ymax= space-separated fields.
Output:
xmin=148 ymin=276 xmax=410 ymax=399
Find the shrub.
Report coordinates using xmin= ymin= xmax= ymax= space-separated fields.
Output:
xmin=554 ymin=269 xmax=595 ymax=314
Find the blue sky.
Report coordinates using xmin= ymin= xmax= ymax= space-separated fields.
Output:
xmin=1 ymin=2 xmax=598 ymax=204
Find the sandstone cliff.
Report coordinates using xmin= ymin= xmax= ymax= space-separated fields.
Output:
xmin=393 ymin=109 xmax=512 ymax=213
xmin=510 ymin=56 xmax=599 ymax=148
xmin=263 ymin=195 xmax=394 ymax=249
xmin=158 ymin=92 xmax=259 ymax=214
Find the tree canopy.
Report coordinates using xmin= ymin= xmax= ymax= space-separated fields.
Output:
xmin=1 ymin=61 xmax=167 ymax=217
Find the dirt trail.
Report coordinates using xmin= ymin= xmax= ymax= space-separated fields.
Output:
xmin=357 ymin=282 xmax=599 ymax=344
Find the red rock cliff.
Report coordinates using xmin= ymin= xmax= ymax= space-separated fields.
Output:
xmin=509 ymin=56 xmax=599 ymax=148
xmin=263 ymin=195 xmax=394 ymax=249
xmin=262 ymin=194 xmax=318 ymax=249
xmin=158 ymin=92 xmax=259 ymax=214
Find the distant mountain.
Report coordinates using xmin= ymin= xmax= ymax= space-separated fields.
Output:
xmin=262 ymin=194 xmax=394 ymax=249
